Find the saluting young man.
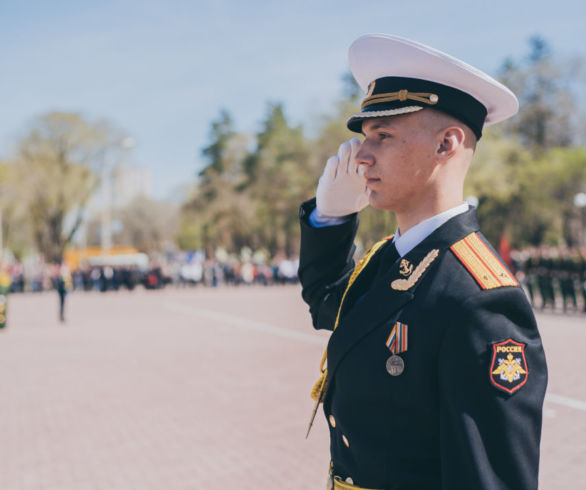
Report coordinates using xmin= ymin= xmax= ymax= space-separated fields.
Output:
xmin=298 ymin=34 xmax=547 ymax=490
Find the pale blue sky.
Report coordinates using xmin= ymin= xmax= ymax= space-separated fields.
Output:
xmin=1 ymin=0 xmax=585 ymax=199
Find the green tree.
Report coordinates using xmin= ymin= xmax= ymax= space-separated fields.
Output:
xmin=466 ymin=128 xmax=586 ymax=247
xmin=0 ymin=160 xmax=32 ymax=258
xmin=245 ymin=103 xmax=313 ymax=256
xmin=200 ymin=109 xmax=236 ymax=182
xmin=13 ymin=112 xmax=128 ymax=262
xmin=499 ymin=36 xmax=583 ymax=152
xmin=179 ymin=110 xmax=253 ymax=253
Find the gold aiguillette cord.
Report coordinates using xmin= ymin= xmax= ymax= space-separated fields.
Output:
xmin=306 ymin=353 xmax=328 ymax=438
xmin=305 ymin=238 xmax=388 ymax=438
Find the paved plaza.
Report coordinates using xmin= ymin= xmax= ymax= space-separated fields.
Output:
xmin=1 ymin=286 xmax=585 ymax=489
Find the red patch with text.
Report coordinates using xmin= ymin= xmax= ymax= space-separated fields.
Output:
xmin=489 ymin=339 xmax=528 ymax=395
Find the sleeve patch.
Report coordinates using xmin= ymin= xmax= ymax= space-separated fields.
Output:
xmin=450 ymin=232 xmax=519 ymax=290
xmin=489 ymin=339 xmax=529 ymax=394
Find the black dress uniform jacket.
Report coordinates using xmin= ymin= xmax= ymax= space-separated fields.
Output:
xmin=298 ymin=198 xmax=548 ymax=490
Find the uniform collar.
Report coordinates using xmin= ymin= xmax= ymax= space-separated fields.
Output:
xmin=394 ymin=203 xmax=470 ymax=257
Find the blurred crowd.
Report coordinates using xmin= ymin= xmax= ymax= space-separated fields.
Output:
xmin=1 ymin=252 xmax=300 ymax=294
xmin=512 ymin=246 xmax=586 ymax=313
xmin=173 ymin=255 xmax=299 ymax=287
xmin=2 ymin=245 xmax=584 ymax=315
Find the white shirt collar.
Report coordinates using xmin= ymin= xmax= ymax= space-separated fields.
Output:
xmin=394 ymin=203 xmax=470 ymax=257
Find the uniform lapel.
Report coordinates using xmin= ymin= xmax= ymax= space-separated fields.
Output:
xmin=338 ymin=239 xmax=397 ymax=317
xmin=325 ymin=207 xmax=481 ymax=386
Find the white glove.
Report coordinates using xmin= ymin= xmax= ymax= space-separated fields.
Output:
xmin=316 ymin=138 xmax=370 ymax=217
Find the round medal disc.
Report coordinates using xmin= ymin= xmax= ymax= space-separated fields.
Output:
xmin=386 ymin=354 xmax=405 ymax=376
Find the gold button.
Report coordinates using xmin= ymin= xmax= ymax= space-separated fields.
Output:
xmin=346 ymin=477 xmax=354 ymax=484
xmin=342 ymin=435 xmax=350 ymax=447
xmin=329 ymin=415 xmax=336 ymax=427
xmin=429 ymin=94 xmax=439 ymax=103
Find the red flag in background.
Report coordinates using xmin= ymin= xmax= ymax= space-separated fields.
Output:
xmin=499 ymin=233 xmax=515 ymax=274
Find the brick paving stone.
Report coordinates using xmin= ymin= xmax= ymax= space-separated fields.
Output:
xmin=0 ymin=287 xmax=584 ymax=489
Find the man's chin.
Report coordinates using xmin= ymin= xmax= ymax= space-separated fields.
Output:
xmin=368 ymin=193 xmax=394 ymax=211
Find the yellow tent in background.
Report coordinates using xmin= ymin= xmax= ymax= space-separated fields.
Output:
xmin=64 ymin=246 xmax=141 ymax=270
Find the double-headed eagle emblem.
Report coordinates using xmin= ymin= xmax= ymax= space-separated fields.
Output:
xmin=492 ymin=353 xmax=527 ymax=383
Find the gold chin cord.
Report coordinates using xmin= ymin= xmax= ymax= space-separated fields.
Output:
xmin=306 ymin=238 xmax=390 ymax=438
xmin=361 ymin=89 xmax=439 ymax=110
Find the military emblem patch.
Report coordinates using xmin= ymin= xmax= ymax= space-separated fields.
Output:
xmin=489 ymin=339 xmax=528 ymax=394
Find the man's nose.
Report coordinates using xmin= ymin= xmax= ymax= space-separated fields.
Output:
xmin=355 ymin=143 xmax=374 ymax=167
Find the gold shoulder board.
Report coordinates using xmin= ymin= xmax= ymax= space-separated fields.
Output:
xmin=450 ymin=232 xmax=518 ymax=290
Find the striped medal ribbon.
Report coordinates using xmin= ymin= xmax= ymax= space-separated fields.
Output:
xmin=385 ymin=322 xmax=408 ymax=376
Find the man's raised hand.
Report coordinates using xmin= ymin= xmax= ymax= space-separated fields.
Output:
xmin=315 ymin=138 xmax=370 ymax=217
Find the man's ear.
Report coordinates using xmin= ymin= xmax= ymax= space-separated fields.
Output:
xmin=436 ymin=127 xmax=466 ymax=161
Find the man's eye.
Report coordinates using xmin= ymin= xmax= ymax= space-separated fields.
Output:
xmin=378 ymin=133 xmax=391 ymax=140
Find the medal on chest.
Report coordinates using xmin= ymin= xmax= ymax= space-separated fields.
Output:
xmin=385 ymin=321 xmax=408 ymax=376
